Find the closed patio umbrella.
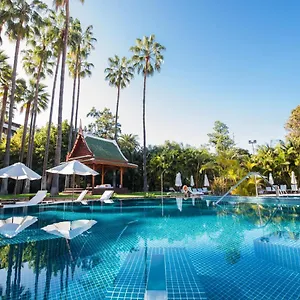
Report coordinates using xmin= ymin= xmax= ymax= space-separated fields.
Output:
xmin=291 ymin=171 xmax=297 ymax=185
xmin=190 ymin=175 xmax=195 ymax=187
xmin=204 ymin=174 xmax=210 ymax=187
xmin=268 ymin=173 xmax=274 ymax=185
xmin=175 ymin=172 xmax=182 ymax=188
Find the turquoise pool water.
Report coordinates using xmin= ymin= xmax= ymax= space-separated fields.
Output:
xmin=0 ymin=197 xmax=300 ymax=299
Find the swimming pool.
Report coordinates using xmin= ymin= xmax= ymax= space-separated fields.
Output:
xmin=0 ymin=197 xmax=300 ymax=299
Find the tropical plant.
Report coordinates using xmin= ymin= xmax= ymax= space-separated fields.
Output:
xmin=21 ymin=19 xmax=53 ymax=165
xmin=104 ymin=55 xmax=134 ymax=141
xmin=0 ymin=0 xmax=46 ymax=191
xmin=130 ymin=34 xmax=166 ymax=191
xmin=118 ymin=133 xmax=140 ymax=156
xmin=19 ymin=80 xmax=49 ymax=163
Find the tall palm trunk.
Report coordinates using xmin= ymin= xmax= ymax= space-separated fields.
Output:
xmin=0 ymin=85 xmax=8 ymax=141
xmin=23 ymin=63 xmax=42 ymax=193
xmin=27 ymin=61 xmax=43 ymax=167
xmin=19 ymin=100 xmax=32 ymax=162
xmin=1 ymin=36 xmax=21 ymax=194
xmin=142 ymin=59 xmax=148 ymax=192
xmin=114 ymin=85 xmax=120 ymax=141
xmin=28 ymin=110 xmax=38 ymax=168
xmin=42 ymin=53 xmax=61 ymax=190
xmin=51 ymin=0 xmax=70 ymax=196
xmin=67 ymin=51 xmax=79 ymax=153
xmin=21 ymin=108 xmax=35 ymax=193
xmin=112 ymin=85 xmax=121 ymax=188
xmin=73 ymin=63 xmax=81 ymax=142
xmin=65 ymin=53 xmax=79 ymax=189
xmin=16 ymin=101 xmax=31 ymax=194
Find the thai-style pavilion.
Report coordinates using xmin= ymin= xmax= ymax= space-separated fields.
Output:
xmin=66 ymin=130 xmax=138 ymax=194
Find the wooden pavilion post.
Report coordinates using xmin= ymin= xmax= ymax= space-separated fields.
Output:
xmin=101 ymin=165 xmax=105 ymax=185
xmin=120 ymin=167 xmax=123 ymax=188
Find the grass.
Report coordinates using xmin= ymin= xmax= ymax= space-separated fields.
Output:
xmin=0 ymin=191 xmax=175 ymax=202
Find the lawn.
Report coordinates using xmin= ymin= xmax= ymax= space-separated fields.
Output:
xmin=0 ymin=191 xmax=175 ymax=202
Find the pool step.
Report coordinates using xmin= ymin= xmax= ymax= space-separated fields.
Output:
xmin=165 ymin=248 xmax=207 ymax=299
xmin=105 ymin=247 xmax=207 ymax=300
xmin=145 ymin=254 xmax=167 ymax=300
xmin=105 ymin=248 xmax=146 ymax=299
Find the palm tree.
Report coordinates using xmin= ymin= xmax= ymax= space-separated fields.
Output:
xmin=0 ymin=0 xmax=46 ymax=178
xmin=67 ymin=19 xmax=96 ymax=152
xmin=74 ymin=24 xmax=96 ymax=139
xmin=130 ymin=34 xmax=166 ymax=191
xmin=74 ymin=58 xmax=93 ymax=141
xmin=21 ymin=20 xmax=53 ymax=166
xmin=51 ymin=0 xmax=85 ymax=196
xmin=66 ymin=18 xmax=81 ymax=153
xmin=105 ymin=55 xmax=134 ymax=141
xmin=0 ymin=50 xmax=12 ymax=141
xmin=118 ymin=133 xmax=140 ymax=159
xmin=0 ymin=0 xmax=46 ymax=195
xmin=19 ymin=80 xmax=49 ymax=163
xmin=42 ymin=10 xmax=65 ymax=189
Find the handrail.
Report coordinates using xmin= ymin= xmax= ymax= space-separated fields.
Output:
xmin=214 ymin=172 xmax=266 ymax=205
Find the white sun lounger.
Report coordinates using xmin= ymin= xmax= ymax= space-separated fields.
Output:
xmin=202 ymin=187 xmax=208 ymax=193
xmin=3 ymin=190 xmax=47 ymax=209
xmin=81 ymin=190 xmax=114 ymax=205
xmin=100 ymin=190 xmax=114 ymax=203
xmin=291 ymin=184 xmax=298 ymax=192
xmin=192 ymin=188 xmax=204 ymax=195
xmin=187 ymin=187 xmax=203 ymax=196
xmin=74 ymin=190 xmax=88 ymax=205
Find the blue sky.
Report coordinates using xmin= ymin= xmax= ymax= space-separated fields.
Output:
xmin=4 ymin=0 xmax=300 ymax=152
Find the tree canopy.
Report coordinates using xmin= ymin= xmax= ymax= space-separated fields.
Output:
xmin=208 ymin=120 xmax=235 ymax=153
xmin=86 ymin=107 xmax=120 ymax=139
xmin=285 ymin=105 xmax=300 ymax=146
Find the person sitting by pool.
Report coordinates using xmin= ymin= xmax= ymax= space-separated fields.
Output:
xmin=182 ymin=185 xmax=190 ymax=197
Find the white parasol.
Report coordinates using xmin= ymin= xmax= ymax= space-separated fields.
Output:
xmin=0 ymin=162 xmax=41 ymax=180
xmin=47 ymin=160 xmax=98 ymax=200
xmin=268 ymin=173 xmax=274 ymax=185
xmin=175 ymin=172 xmax=182 ymax=187
xmin=204 ymin=174 xmax=210 ymax=187
xmin=190 ymin=175 xmax=195 ymax=187
xmin=47 ymin=160 xmax=98 ymax=176
xmin=291 ymin=171 xmax=297 ymax=185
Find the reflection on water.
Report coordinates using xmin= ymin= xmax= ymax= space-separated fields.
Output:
xmin=254 ymin=230 xmax=300 ymax=272
xmin=0 ymin=199 xmax=299 ymax=299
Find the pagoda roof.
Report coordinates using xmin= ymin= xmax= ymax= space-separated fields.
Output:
xmin=67 ymin=132 xmax=137 ymax=169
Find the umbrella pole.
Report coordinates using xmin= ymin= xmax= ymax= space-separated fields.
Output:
xmin=14 ymin=177 xmax=18 ymax=196
xmin=72 ymin=174 xmax=75 ymax=202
